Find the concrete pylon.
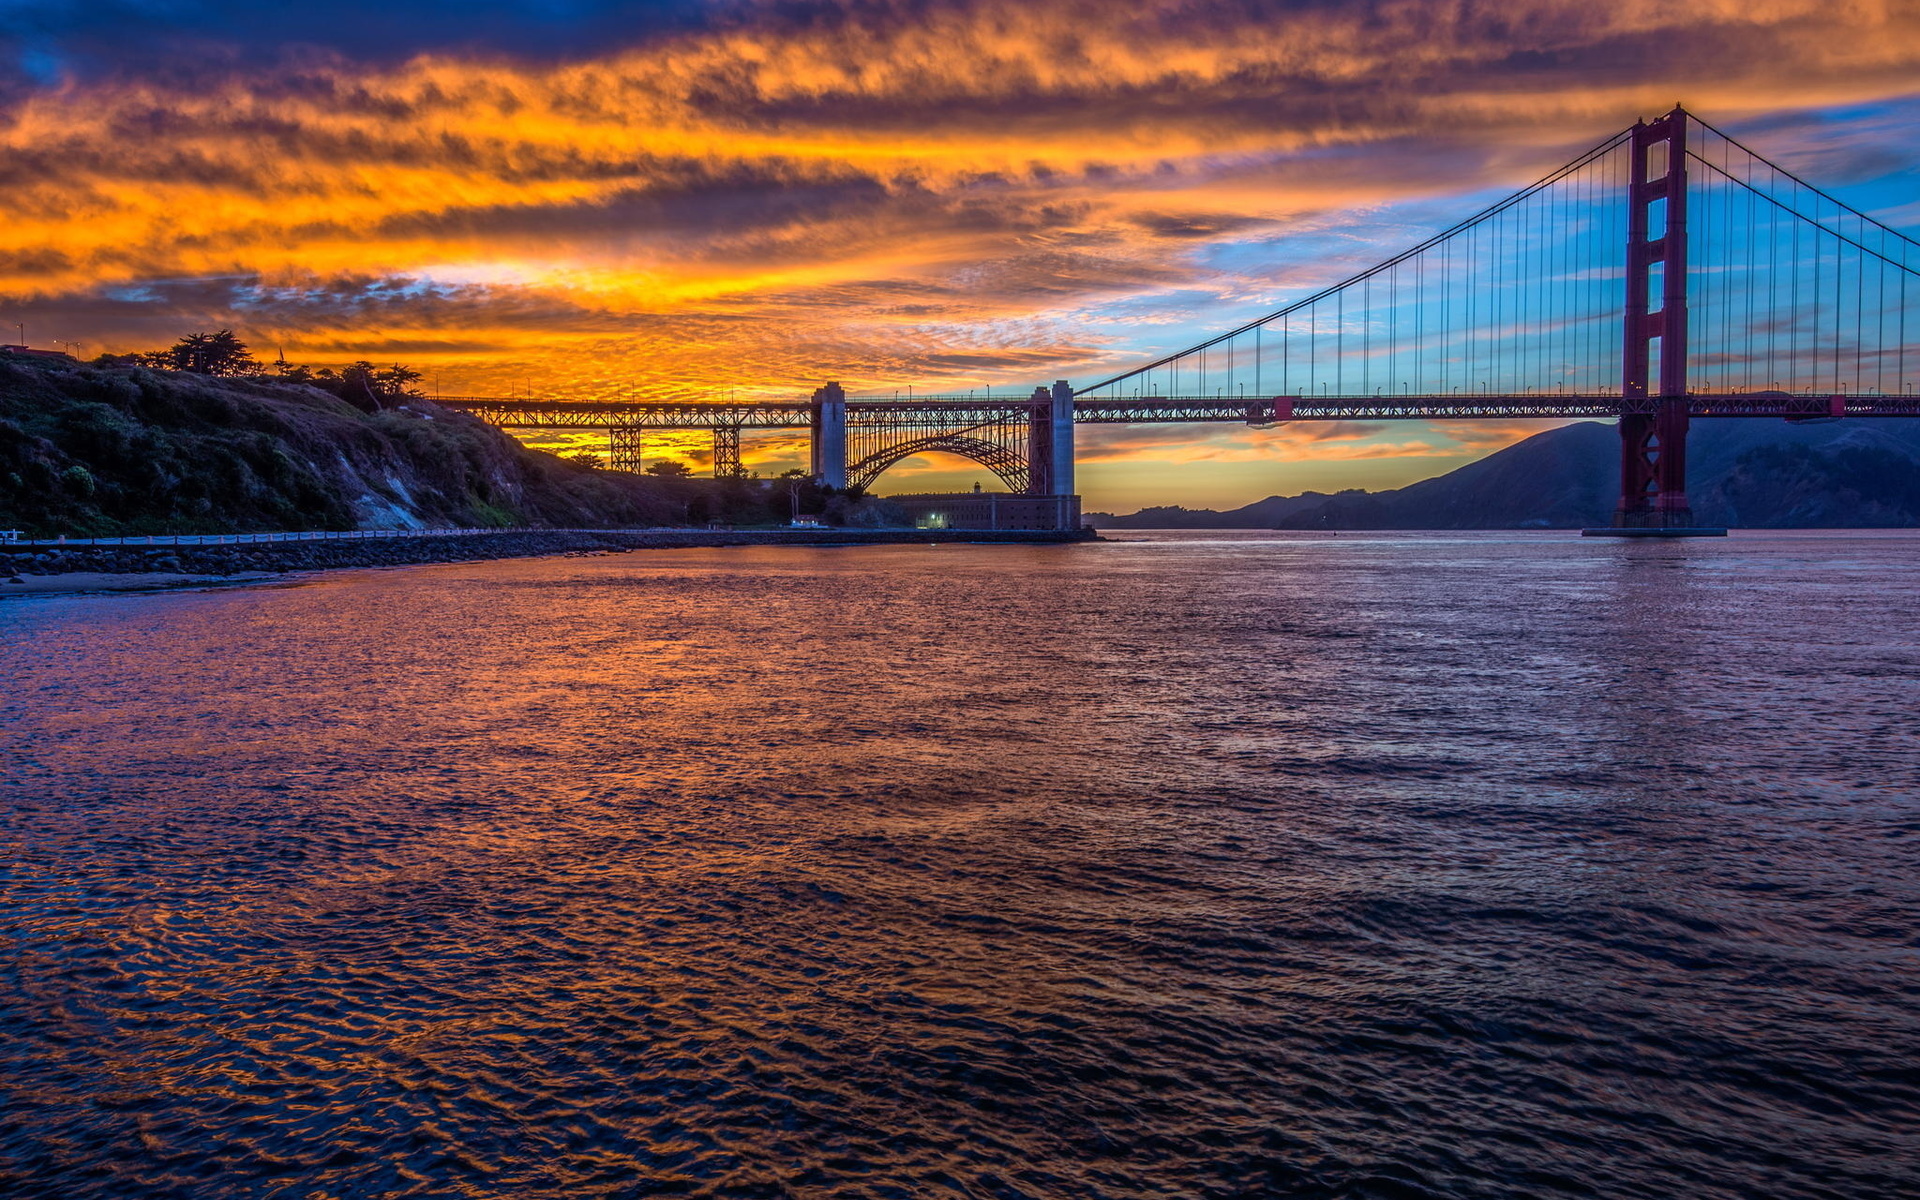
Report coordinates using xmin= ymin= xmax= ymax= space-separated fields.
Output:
xmin=1026 ymin=386 xmax=1053 ymax=495
xmin=1050 ymin=380 xmax=1075 ymax=498
xmin=812 ymin=382 xmax=848 ymax=489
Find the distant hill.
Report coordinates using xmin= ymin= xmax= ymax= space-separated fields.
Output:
xmin=0 ymin=355 xmax=687 ymax=537
xmin=1088 ymin=419 xmax=1920 ymax=529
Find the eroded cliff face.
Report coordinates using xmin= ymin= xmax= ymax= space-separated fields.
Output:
xmin=0 ymin=357 xmax=682 ymax=536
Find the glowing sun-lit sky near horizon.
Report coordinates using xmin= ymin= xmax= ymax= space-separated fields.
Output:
xmin=4 ymin=0 xmax=1920 ymax=510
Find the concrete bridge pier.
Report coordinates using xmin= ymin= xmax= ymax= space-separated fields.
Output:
xmin=1025 ymin=387 xmax=1054 ymax=495
xmin=1050 ymin=380 xmax=1075 ymax=501
xmin=812 ymin=382 xmax=848 ymax=489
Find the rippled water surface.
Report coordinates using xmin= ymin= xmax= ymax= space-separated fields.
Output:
xmin=4 ymin=531 xmax=1919 ymax=1199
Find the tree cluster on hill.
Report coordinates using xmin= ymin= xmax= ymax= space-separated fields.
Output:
xmin=131 ymin=330 xmax=259 ymax=376
xmin=101 ymin=330 xmax=424 ymax=414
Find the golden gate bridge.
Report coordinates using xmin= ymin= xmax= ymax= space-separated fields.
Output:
xmin=443 ymin=107 xmax=1920 ymax=535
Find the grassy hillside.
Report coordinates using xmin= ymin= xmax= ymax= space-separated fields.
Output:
xmin=0 ymin=356 xmax=686 ymax=536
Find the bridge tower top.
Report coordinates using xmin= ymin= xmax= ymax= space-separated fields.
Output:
xmin=1624 ymin=105 xmax=1689 ymax=402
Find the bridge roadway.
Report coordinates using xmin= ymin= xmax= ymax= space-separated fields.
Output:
xmin=442 ymin=392 xmax=1920 ymax=428
xmin=439 ymin=389 xmax=1920 ymax=506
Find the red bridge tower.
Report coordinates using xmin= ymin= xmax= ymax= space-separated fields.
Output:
xmin=1609 ymin=106 xmax=1704 ymax=533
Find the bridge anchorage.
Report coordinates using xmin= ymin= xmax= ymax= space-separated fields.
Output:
xmin=447 ymin=106 xmax=1920 ymax=533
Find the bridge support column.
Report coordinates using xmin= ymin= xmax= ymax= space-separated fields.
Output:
xmin=1050 ymin=379 xmax=1075 ymax=502
xmin=1615 ymin=399 xmax=1692 ymax=527
xmin=713 ymin=424 xmax=745 ymax=479
xmin=812 ymin=382 xmax=848 ymax=490
xmin=1025 ymin=387 xmax=1054 ymax=495
xmin=1593 ymin=106 xmax=1721 ymax=537
xmin=609 ymin=425 xmax=645 ymax=473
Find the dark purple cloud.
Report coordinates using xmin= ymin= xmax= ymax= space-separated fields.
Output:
xmin=4 ymin=1 xmax=711 ymax=81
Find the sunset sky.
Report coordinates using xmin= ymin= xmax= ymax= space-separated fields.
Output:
xmin=5 ymin=0 xmax=1919 ymax=509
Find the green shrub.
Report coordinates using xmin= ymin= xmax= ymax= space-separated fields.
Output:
xmin=61 ymin=464 xmax=97 ymax=497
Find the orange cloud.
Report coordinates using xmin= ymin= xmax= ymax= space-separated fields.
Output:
xmin=3 ymin=0 xmax=1917 ymax=501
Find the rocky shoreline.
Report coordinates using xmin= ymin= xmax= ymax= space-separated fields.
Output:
xmin=1 ymin=527 xmax=1096 ymax=590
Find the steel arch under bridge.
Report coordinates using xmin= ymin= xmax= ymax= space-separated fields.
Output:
xmin=847 ymin=434 xmax=1028 ymax=492
xmin=844 ymin=401 xmax=1044 ymax=493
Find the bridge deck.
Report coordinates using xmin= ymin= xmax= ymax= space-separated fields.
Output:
xmin=440 ymin=393 xmax=1920 ymax=428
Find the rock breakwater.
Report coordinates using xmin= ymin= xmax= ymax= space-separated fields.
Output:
xmin=1 ymin=527 xmax=1095 ymax=585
